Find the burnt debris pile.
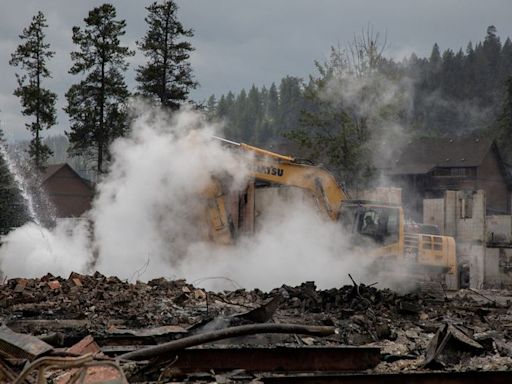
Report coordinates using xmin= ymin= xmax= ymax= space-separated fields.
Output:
xmin=1 ymin=273 xmax=512 ymax=382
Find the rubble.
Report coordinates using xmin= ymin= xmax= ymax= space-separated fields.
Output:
xmin=424 ymin=323 xmax=484 ymax=368
xmin=0 ymin=273 xmax=511 ymax=382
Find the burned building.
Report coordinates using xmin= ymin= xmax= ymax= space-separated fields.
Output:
xmin=381 ymin=137 xmax=511 ymax=221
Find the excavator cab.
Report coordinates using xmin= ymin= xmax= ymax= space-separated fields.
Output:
xmin=339 ymin=202 xmax=401 ymax=247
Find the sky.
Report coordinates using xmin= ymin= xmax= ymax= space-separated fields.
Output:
xmin=1 ymin=0 xmax=512 ymax=141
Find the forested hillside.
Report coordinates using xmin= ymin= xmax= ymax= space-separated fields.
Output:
xmin=206 ymin=26 xmax=512 ymax=181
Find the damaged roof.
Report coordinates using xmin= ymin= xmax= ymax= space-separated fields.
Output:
xmin=385 ymin=136 xmax=496 ymax=175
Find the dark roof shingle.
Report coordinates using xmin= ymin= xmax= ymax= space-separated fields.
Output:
xmin=384 ymin=137 xmax=494 ymax=175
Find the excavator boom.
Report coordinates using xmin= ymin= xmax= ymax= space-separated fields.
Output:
xmin=212 ymin=137 xmax=348 ymax=220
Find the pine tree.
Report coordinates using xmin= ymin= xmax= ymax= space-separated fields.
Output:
xmin=267 ymin=83 xmax=279 ymax=121
xmin=9 ymin=11 xmax=56 ymax=169
xmin=499 ymin=38 xmax=512 ymax=85
xmin=247 ymin=85 xmax=262 ymax=142
xmin=65 ymin=4 xmax=134 ymax=175
xmin=483 ymin=26 xmax=502 ymax=71
xmin=497 ymin=76 xmax=512 ymax=160
xmin=278 ymin=76 xmax=304 ymax=133
xmin=462 ymin=42 xmax=477 ymax=96
xmin=426 ymin=43 xmax=442 ymax=90
xmin=136 ymin=0 xmax=197 ymax=109
xmin=261 ymin=83 xmax=278 ymax=141
xmin=225 ymin=92 xmax=235 ymax=114
xmin=285 ymin=53 xmax=372 ymax=187
xmin=216 ymin=95 xmax=228 ymax=117
xmin=221 ymin=92 xmax=237 ymax=139
xmin=0 ymin=129 xmax=32 ymax=233
xmin=205 ymin=94 xmax=216 ymax=120
xmin=429 ymin=43 xmax=441 ymax=67
xmin=260 ymin=85 xmax=269 ymax=117
xmin=232 ymin=89 xmax=248 ymax=141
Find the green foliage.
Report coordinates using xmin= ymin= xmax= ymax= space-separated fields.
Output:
xmin=136 ymin=0 xmax=197 ymax=109
xmin=205 ymin=95 xmax=216 ymax=120
xmin=412 ymin=26 xmax=512 ymax=135
xmin=212 ymin=25 xmax=512 ymax=144
xmin=267 ymin=83 xmax=279 ymax=121
xmin=0 ymin=162 xmax=32 ymax=234
xmin=496 ymin=76 xmax=512 ymax=162
xmin=278 ymin=77 xmax=304 ymax=133
xmin=0 ymin=132 xmax=32 ymax=233
xmin=287 ymin=47 xmax=381 ymax=188
xmin=65 ymin=3 xmax=134 ymax=175
xmin=9 ymin=11 xmax=56 ymax=169
xmin=207 ymin=25 xmax=512 ymax=184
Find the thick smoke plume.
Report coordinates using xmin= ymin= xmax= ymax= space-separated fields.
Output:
xmin=90 ymin=105 xmax=249 ymax=282
xmin=321 ymin=63 xmax=415 ymax=170
xmin=0 ymin=105 xmax=374 ymax=290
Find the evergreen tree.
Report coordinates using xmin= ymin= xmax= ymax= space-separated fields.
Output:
xmin=216 ymin=95 xmax=228 ymax=117
xmin=440 ymin=49 xmax=456 ymax=95
xmin=483 ymin=26 xmax=502 ymax=71
xmin=278 ymin=76 xmax=304 ymax=133
xmin=462 ymin=42 xmax=477 ymax=96
xmin=0 ymin=130 xmax=31 ymax=234
xmin=499 ymin=38 xmax=512 ymax=83
xmin=483 ymin=26 xmax=502 ymax=101
xmin=497 ymin=76 xmax=512 ymax=160
xmin=260 ymin=85 xmax=269 ymax=116
xmin=65 ymin=4 xmax=134 ymax=175
xmin=210 ymin=26 xmax=512 ymax=164
xmin=426 ymin=43 xmax=442 ymax=90
xmin=430 ymin=43 xmax=441 ymax=67
xmin=221 ymin=91 xmax=237 ymax=139
xmin=267 ymin=82 xmax=279 ymax=125
xmin=286 ymin=52 xmax=372 ymax=187
xmin=247 ymin=85 xmax=263 ymax=142
xmin=136 ymin=0 xmax=197 ymax=109
xmin=225 ymin=92 xmax=235 ymax=117
xmin=9 ymin=11 xmax=56 ymax=169
xmin=205 ymin=94 xmax=216 ymax=120
xmin=232 ymin=89 xmax=248 ymax=141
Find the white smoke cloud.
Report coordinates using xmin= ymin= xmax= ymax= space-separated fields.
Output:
xmin=322 ymin=67 xmax=415 ymax=170
xmin=0 ymin=105 xmax=373 ymax=290
xmin=91 ymin=104 xmax=249 ymax=281
xmin=0 ymin=220 xmax=91 ymax=279
xmin=181 ymin=189 xmax=370 ymax=291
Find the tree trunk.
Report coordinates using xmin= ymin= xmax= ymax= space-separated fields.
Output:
xmin=98 ymin=44 xmax=106 ymax=174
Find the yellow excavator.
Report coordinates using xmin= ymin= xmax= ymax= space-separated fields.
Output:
xmin=204 ymin=137 xmax=457 ymax=289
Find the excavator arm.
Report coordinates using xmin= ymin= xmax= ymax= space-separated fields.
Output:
xmin=238 ymin=142 xmax=348 ymax=220
xmin=201 ymin=138 xmax=348 ymax=243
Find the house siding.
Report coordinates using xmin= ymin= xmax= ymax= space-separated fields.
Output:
xmin=429 ymin=170 xmax=478 ymax=192
xmin=43 ymin=166 xmax=94 ymax=218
